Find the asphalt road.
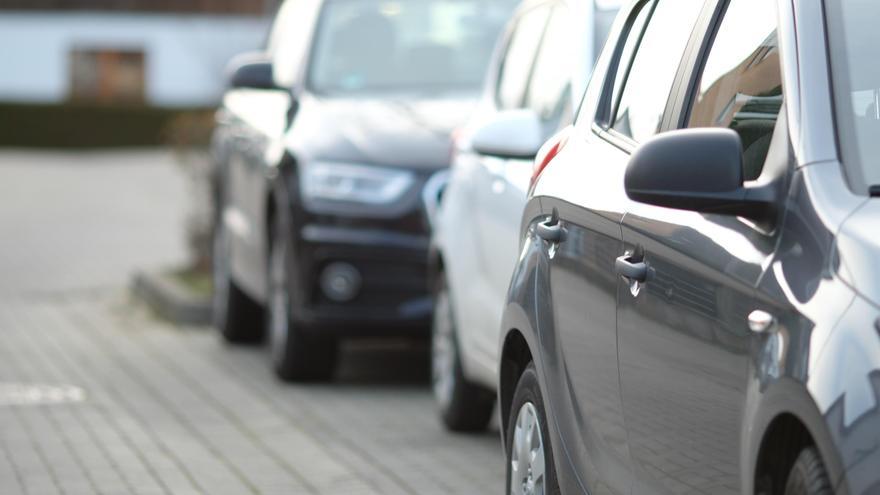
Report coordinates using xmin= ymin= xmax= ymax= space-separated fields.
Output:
xmin=0 ymin=150 xmax=504 ymax=495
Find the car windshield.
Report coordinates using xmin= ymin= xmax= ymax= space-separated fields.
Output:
xmin=825 ymin=0 xmax=880 ymax=192
xmin=308 ymin=0 xmax=516 ymax=95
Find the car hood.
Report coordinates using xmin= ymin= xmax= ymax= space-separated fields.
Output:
xmin=287 ymin=93 xmax=479 ymax=171
xmin=835 ymin=199 xmax=880 ymax=305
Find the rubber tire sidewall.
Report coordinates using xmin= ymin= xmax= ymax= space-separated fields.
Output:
xmin=268 ymin=212 xmax=337 ymax=382
xmin=432 ymin=276 xmax=495 ymax=432
xmin=505 ymin=363 xmax=560 ymax=495
xmin=213 ymin=219 xmax=264 ymax=343
xmin=784 ymin=447 xmax=833 ymax=495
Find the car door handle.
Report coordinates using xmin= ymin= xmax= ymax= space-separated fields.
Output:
xmin=615 ymin=255 xmax=648 ymax=283
xmin=537 ymin=218 xmax=565 ymax=243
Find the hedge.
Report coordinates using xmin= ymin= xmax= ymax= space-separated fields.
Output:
xmin=0 ymin=102 xmax=215 ymax=148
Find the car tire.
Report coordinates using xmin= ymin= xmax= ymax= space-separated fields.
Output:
xmin=506 ymin=363 xmax=560 ymax=495
xmin=431 ymin=276 xmax=495 ymax=432
xmin=783 ymin=447 xmax=832 ymax=495
xmin=212 ymin=218 xmax=264 ymax=343
xmin=267 ymin=213 xmax=337 ymax=382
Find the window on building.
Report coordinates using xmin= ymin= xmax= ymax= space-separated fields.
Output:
xmin=70 ymin=49 xmax=146 ymax=104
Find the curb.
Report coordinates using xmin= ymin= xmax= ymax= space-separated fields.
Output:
xmin=131 ymin=271 xmax=212 ymax=326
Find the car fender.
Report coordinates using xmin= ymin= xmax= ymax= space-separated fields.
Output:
xmin=742 ymin=375 xmax=848 ymax=495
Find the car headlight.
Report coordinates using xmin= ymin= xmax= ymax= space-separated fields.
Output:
xmin=301 ymin=161 xmax=415 ymax=205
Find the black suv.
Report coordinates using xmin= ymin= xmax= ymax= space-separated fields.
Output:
xmin=211 ymin=0 xmax=515 ymax=380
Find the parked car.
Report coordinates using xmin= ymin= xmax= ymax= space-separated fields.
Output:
xmin=211 ymin=0 xmax=517 ymax=381
xmin=427 ymin=0 xmax=619 ymax=431
xmin=499 ymin=0 xmax=880 ymax=493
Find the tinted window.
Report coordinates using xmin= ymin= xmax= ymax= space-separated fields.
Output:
xmin=526 ymin=6 xmax=575 ymax=127
xmin=688 ymin=0 xmax=780 ymax=181
xmin=612 ymin=0 xmax=704 ymax=142
xmin=496 ymin=6 xmax=551 ymax=110
xmin=309 ymin=0 xmax=517 ymax=94
xmin=825 ymin=0 xmax=880 ymax=191
xmin=605 ymin=1 xmax=653 ymax=124
xmin=593 ymin=5 xmax=620 ymax=63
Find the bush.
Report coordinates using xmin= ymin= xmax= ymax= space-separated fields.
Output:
xmin=0 ymin=102 xmax=214 ymax=148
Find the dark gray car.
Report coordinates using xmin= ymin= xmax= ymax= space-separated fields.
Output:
xmin=499 ymin=0 xmax=880 ymax=494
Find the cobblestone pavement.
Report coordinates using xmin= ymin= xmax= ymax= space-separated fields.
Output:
xmin=0 ymin=151 xmax=504 ymax=495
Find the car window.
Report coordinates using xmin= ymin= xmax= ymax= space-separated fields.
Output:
xmin=603 ymin=1 xmax=653 ymax=124
xmin=593 ymin=4 xmax=620 ymax=63
xmin=687 ymin=0 xmax=780 ymax=181
xmin=526 ymin=6 xmax=575 ymax=130
xmin=611 ymin=0 xmax=705 ymax=142
xmin=496 ymin=5 xmax=551 ymax=110
xmin=308 ymin=0 xmax=518 ymax=94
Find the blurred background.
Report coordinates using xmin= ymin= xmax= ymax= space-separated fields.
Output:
xmin=0 ymin=1 xmax=616 ymax=493
xmin=0 ymin=0 xmax=281 ymax=292
xmin=0 ymin=0 xmax=275 ymax=147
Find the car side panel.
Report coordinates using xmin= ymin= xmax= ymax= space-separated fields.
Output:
xmin=473 ymin=154 xmax=532 ymax=380
xmin=617 ymin=204 xmax=772 ymax=495
xmin=502 ymin=196 xmax=593 ymax=495
xmin=729 ymin=160 xmax=863 ymax=494
xmin=814 ymin=293 xmax=880 ymax=495
xmin=218 ymin=89 xmax=291 ymax=303
xmin=533 ymin=134 xmax=633 ymax=495
xmin=437 ymin=148 xmax=500 ymax=387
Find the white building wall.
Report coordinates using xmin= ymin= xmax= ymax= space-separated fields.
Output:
xmin=0 ymin=12 xmax=271 ymax=107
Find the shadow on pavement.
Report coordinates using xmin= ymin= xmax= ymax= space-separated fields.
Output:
xmin=335 ymin=339 xmax=431 ymax=387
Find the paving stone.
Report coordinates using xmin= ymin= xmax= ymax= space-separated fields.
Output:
xmin=0 ymin=151 xmax=504 ymax=494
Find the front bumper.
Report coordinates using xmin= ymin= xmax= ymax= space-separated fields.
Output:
xmin=289 ymin=215 xmax=432 ymax=337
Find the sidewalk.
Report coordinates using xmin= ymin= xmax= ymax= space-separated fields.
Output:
xmin=0 ymin=150 xmax=504 ymax=494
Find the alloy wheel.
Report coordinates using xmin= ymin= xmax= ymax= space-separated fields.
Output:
xmin=431 ymin=288 xmax=455 ymax=409
xmin=268 ymin=232 xmax=290 ymax=365
xmin=510 ymin=402 xmax=547 ymax=495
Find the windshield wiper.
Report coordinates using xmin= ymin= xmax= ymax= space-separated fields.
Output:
xmin=870 ymin=185 xmax=880 ymax=197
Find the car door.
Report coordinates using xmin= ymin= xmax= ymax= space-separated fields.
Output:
xmin=220 ymin=85 xmax=291 ymax=298
xmin=614 ymin=1 xmax=783 ymax=493
xmin=221 ymin=0 xmax=318 ymax=299
xmin=461 ymin=3 xmax=552 ymax=372
xmin=530 ymin=2 xmax=677 ymax=493
xmin=478 ymin=2 xmax=586 ymax=371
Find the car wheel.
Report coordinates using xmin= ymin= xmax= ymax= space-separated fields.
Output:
xmin=267 ymin=214 xmax=337 ymax=382
xmin=783 ymin=447 xmax=832 ymax=495
xmin=431 ymin=276 xmax=495 ymax=431
xmin=212 ymin=218 xmax=264 ymax=343
xmin=506 ymin=363 xmax=560 ymax=495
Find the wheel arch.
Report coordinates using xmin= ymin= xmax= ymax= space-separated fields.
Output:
xmin=746 ymin=378 xmax=847 ymax=494
xmin=499 ymin=328 xmax=535 ymax=450
xmin=753 ymin=412 xmax=818 ymax=494
xmin=427 ymin=246 xmax=445 ymax=294
xmin=264 ymin=151 xmax=300 ymax=253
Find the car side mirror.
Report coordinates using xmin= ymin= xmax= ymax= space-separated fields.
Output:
xmin=227 ymin=52 xmax=278 ymax=90
xmin=624 ymin=128 xmax=776 ymax=221
xmin=471 ymin=109 xmax=544 ymax=159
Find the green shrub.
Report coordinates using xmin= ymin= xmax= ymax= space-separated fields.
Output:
xmin=0 ymin=102 xmax=215 ymax=148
